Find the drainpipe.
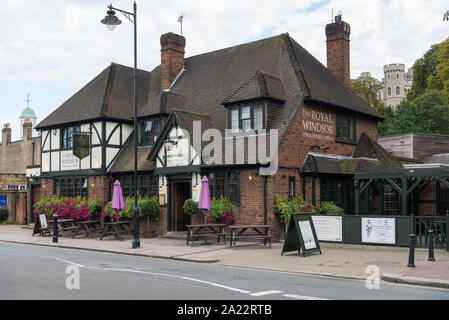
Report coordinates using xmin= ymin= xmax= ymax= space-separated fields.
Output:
xmin=263 ymin=176 xmax=267 ymax=225
xmin=32 ymin=141 xmax=35 ymax=166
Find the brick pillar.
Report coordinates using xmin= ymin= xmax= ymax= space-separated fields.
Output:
xmin=326 ymin=14 xmax=351 ymax=87
xmin=160 ymin=32 xmax=186 ymax=91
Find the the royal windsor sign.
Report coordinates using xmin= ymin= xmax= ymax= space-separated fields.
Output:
xmin=302 ymin=108 xmax=334 ymax=141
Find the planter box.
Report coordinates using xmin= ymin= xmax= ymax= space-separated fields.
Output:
xmin=143 ymin=230 xmax=157 ymax=238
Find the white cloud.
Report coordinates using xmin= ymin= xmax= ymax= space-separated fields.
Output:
xmin=0 ymin=0 xmax=448 ymax=141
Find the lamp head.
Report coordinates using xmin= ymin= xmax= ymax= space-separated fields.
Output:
xmin=101 ymin=8 xmax=122 ymax=31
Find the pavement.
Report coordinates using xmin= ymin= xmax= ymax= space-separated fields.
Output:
xmin=1 ymin=224 xmax=449 ymax=290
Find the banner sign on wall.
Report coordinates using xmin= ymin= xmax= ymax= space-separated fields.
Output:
xmin=312 ymin=216 xmax=343 ymax=242
xmin=362 ymin=218 xmax=396 ymax=245
xmin=73 ymin=132 xmax=90 ymax=160
xmin=0 ymin=196 xmax=7 ymax=206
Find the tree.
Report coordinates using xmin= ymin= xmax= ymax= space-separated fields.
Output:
xmin=406 ymin=44 xmax=439 ymax=101
xmin=351 ymin=72 xmax=387 ymax=115
xmin=379 ymin=90 xmax=449 ymax=136
xmin=427 ymin=38 xmax=449 ymax=104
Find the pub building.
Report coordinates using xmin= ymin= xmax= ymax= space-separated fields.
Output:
xmin=36 ymin=15 xmax=405 ymax=238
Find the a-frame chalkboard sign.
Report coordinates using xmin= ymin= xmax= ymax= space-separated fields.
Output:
xmin=281 ymin=213 xmax=322 ymax=257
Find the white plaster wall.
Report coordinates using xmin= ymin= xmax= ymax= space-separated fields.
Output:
xmin=92 ymin=122 xmax=102 ymax=145
xmin=106 ymin=148 xmax=119 ymax=167
xmin=51 ymin=152 xmax=60 ymax=171
xmin=42 ymin=153 xmax=50 ymax=172
xmin=51 ymin=129 xmax=60 ymax=150
xmin=91 ymin=147 xmax=102 ymax=168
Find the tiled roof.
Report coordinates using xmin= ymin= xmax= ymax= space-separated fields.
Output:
xmin=302 ymin=132 xmax=402 ymax=175
xmin=36 ymin=63 xmax=151 ymax=129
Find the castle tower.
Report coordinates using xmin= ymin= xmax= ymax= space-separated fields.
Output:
xmin=383 ymin=63 xmax=407 ymax=109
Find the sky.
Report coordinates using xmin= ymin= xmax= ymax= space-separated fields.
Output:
xmin=0 ymin=0 xmax=448 ymax=141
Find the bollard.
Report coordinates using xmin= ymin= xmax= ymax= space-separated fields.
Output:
xmin=428 ymin=230 xmax=435 ymax=262
xmin=408 ymin=234 xmax=416 ymax=268
xmin=53 ymin=214 xmax=58 ymax=243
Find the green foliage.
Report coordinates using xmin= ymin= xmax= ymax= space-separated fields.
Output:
xmin=275 ymin=195 xmax=317 ymax=225
xmin=206 ymin=197 xmax=234 ymax=224
xmin=0 ymin=207 xmax=8 ymax=222
xmin=319 ymin=201 xmax=344 ymax=216
xmin=351 ymin=72 xmax=387 ymax=116
xmin=427 ymin=38 xmax=449 ymax=105
xmin=379 ymin=90 xmax=449 ymax=136
xmin=407 ymin=44 xmax=439 ymax=101
xmin=183 ymin=199 xmax=201 ymax=216
xmin=102 ymin=196 xmax=159 ymax=221
xmin=139 ymin=196 xmax=160 ymax=218
xmin=33 ymin=196 xmax=102 ymax=219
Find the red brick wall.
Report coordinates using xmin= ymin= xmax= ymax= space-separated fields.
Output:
xmin=325 ymin=19 xmax=351 ymax=87
xmin=160 ymin=33 xmax=185 ymax=90
xmin=88 ymin=175 xmax=110 ymax=207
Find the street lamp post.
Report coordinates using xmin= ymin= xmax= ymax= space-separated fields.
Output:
xmin=101 ymin=2 xmax=140 ymax=249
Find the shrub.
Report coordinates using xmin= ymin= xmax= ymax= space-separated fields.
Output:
xmin=0 ymin=207 xmax=8 ymax=222
xmin=139 ymin=196 xmax=160 ymax=218
xmin=102 ymin=196 xmax=159 ymax=221
xmin=206 ymin=197 xmax=235 ymax=225
xmin=33 ymin=197 xmax=102 ymax=221
xmin=275 ymin=195 xmax=317 ymax=225
xmin=183 ymin=199 xmax=201 ymax=216
xmin=320 ymin=201 xmax=344 ymax=216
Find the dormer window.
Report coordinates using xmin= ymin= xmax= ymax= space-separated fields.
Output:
xmin=228 ymin=103 xmax=265 ymax=133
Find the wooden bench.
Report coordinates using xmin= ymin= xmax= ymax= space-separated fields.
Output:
xmin=186 ymin=224 xmax=227 ymax=245
xmin=51 ymin=219 xmax=77 ymax=237
xmin=73 ymin=220 xmax=103 ymax=239
xmin=229 ymin=225 xmax=272 ymax=248
xmin=100 ymin=221 xmax=132 ymax=241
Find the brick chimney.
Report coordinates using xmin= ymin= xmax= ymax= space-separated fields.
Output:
xmin=160 ymin=32 xmax=186 ymax=91
xmin=23 ymin=119 xmax=32 ymax=140
xmin=326 ymin=14 xmax=351 ymax=87
xmin=2 ymin=123 xmax=11 ymax=144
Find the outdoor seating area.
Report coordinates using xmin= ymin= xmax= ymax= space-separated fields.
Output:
xmin=186 ymin=223 xmax=273 ymax=248
xmin=229 ymin=225 xmax=272 ymax=248
xmin=186 ymin=224 xmax=227 ymax=245
xmin=33 ymin=214 xmax=134 ymax=242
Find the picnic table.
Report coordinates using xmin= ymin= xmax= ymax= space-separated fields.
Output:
xmin=48 ymin=219 xmax=77 ymax=237
xmin=72 ymin=220 xmax=103 ymax=239
xmin=228 ymin=225 xmax=272 ymax=248
xmin=186 ymin=224 xmax=227 ymax=245
xmin=100 ymin=221 xmax=132 ymax=241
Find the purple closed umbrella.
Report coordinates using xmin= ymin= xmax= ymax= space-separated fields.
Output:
xmin=198 ymin=176 xmax=211 ymax=224
xmin=112 ymin=180 xmax=125 ymax=222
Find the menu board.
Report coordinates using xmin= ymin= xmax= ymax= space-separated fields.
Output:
xmin=362 ymin=218 xmax=396 ymax=245
xmin=312 ymin=216 xmax=343 ymax=242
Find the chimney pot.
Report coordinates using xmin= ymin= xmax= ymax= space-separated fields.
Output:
xmin=2 ymin=123 xmax=11 ymax=144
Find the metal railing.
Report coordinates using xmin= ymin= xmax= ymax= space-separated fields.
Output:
xmin=413 ymin=215 xmax=447 ymax=249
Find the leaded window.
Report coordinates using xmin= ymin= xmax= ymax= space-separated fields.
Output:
xmin=320 ymin=178 xmax=354 ymax=215
xmin=54 ymin=177 xmax=88 ymax=198
xmin=114 ymin=174 xmax=158 ymax=198
xmin=336 ymin=113 xmax=356 ymax=142
xmin=139 ymin=117 xmax=164 ymax=146
xmin=227 ymin=103 xmax=265 ymax=133
xmin=61 ymin=126 xmax=81 ymax=149
xmin=205 ymin=170 xmax=240 ymax=206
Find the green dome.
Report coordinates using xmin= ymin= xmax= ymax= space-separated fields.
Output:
xmin=20 ymin=107 xmax=37 ymax=119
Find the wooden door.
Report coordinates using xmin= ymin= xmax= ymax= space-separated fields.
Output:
xmin=172 ymin=182 xmax=191 ymax=231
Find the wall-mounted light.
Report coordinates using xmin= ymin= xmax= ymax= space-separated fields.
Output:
xmin=163 ymin=138 xmax=178 ymax=152
xmin=248 ymin=172 xmax=258 ymax=181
